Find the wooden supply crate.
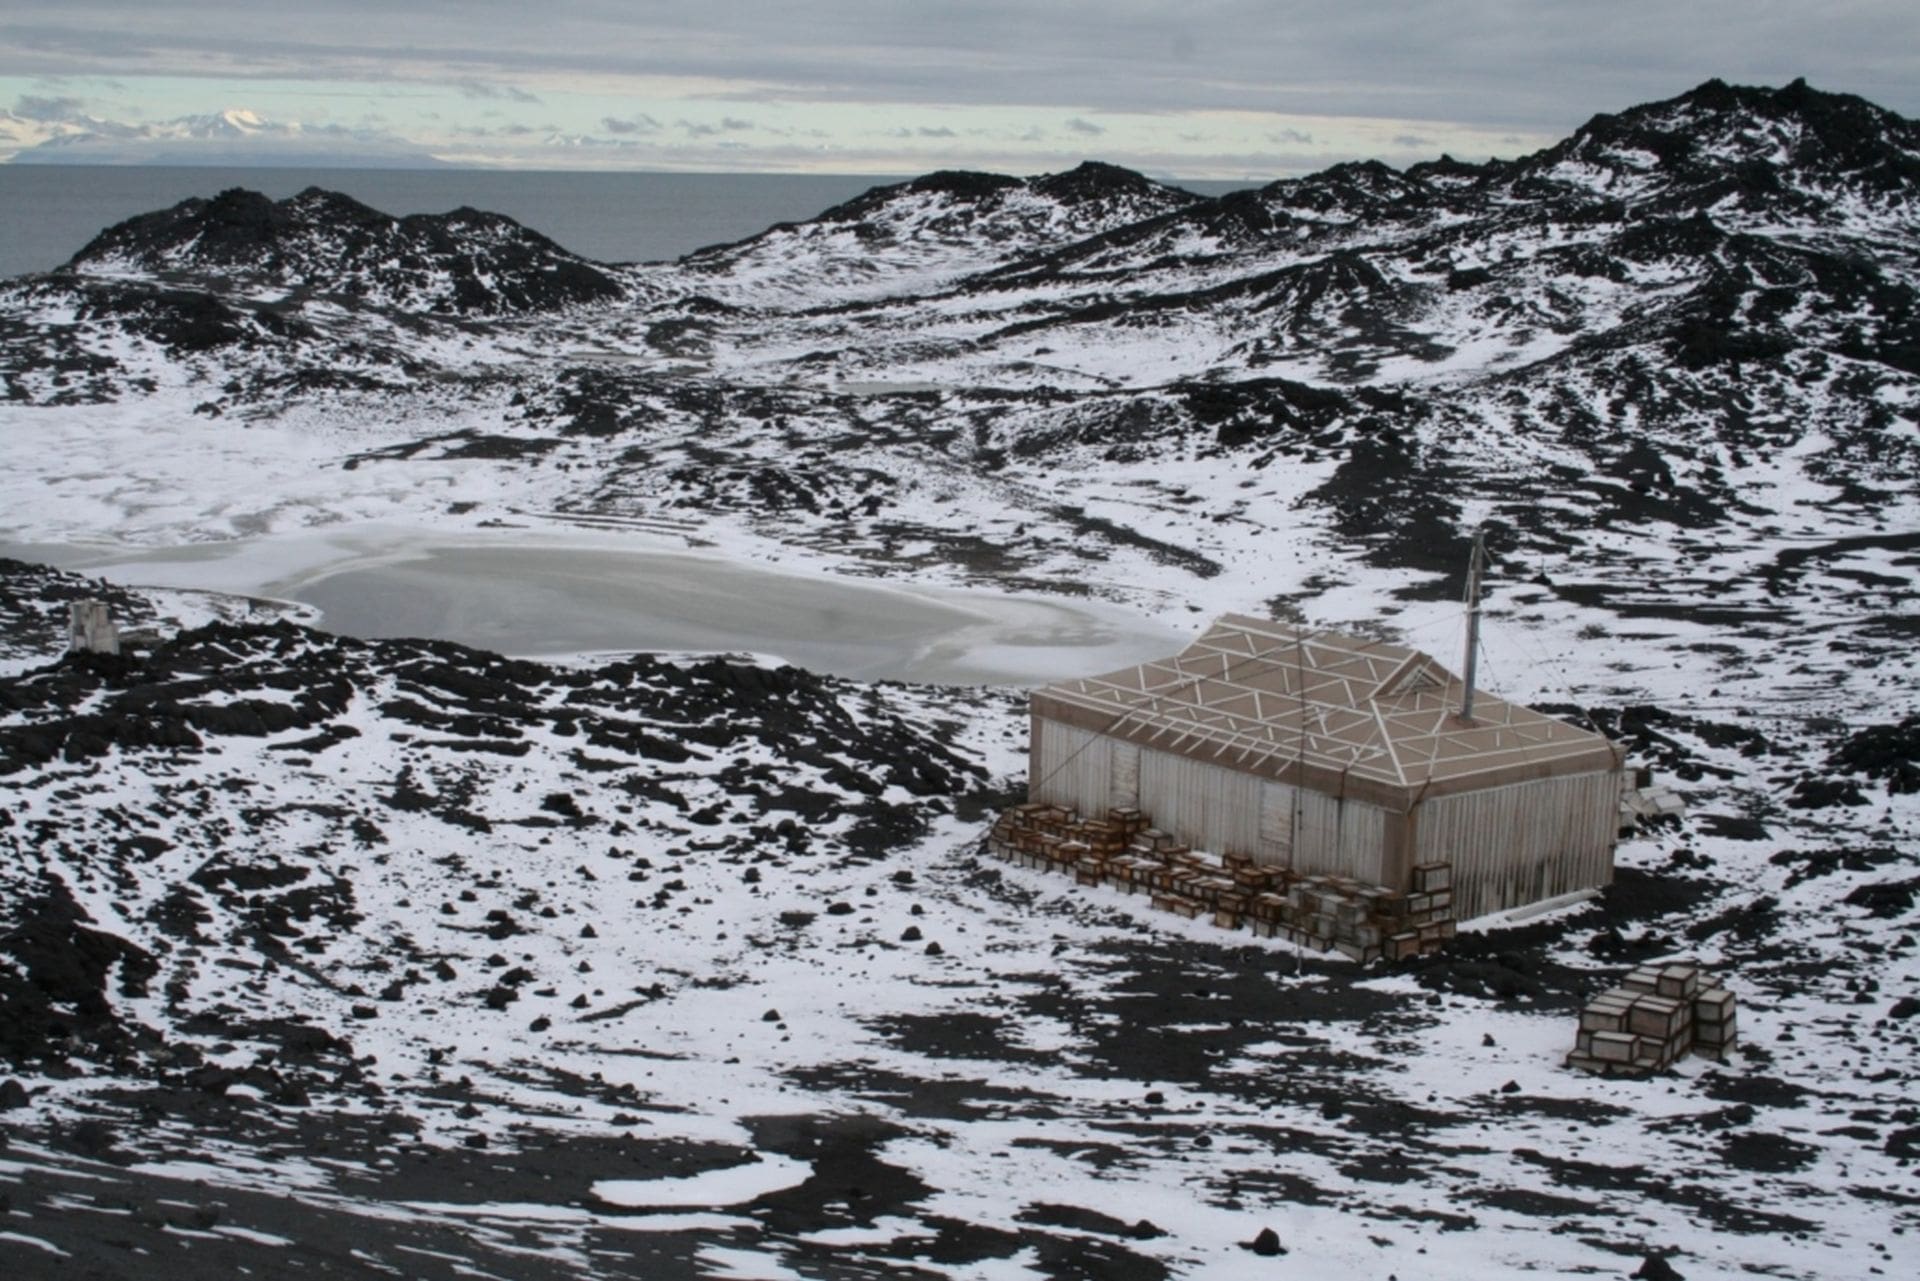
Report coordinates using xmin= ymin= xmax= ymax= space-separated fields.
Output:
xmin=1579 ymin=993 xmax=1634 ymax=1033
xmin=1627 ymin=996 xmax=1689 ymax=1040
xmin=1656 ymin=964 xmax=1702 ymax=1000
xmin=988 ymin=804 xmax=1459 ymax=963
xmin=1589 ymin=1030 xmax=1640 ymax=1064
xmin=1566 ymin=962 xmax=1738 ymax=1076
xmin=1693 ymin=987 xmax=1734 ymax=1023
xmin=1621 ymin=965 xmax=1662 ymax=995
xmin=1151 ymin=893 xmax=1199 ymax=919
xmin=1694 ymin=1010 xmax=1737 ymax=1048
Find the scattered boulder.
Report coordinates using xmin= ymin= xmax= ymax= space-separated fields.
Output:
xmin=1243 ymin=1226 xmax=1286 ymax=1255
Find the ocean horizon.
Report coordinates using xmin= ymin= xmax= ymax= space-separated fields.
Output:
xmin=0 ymin=164 xmax=1257 ymax=279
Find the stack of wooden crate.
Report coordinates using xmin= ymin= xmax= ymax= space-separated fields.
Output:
xmin=1565 ymin=961 xmax=1739 ymax=1075
xmin=985 ymin=804 xmax=1455 ymax=960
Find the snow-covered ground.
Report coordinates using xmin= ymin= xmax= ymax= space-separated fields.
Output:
xmin=2 ymin=77 xmax=1918 ymax=1279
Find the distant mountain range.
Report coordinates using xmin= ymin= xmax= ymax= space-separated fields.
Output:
xmin=2 ymin=105 xmax=444 ymax=167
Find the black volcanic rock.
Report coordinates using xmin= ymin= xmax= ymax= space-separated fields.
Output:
xmin=65 ymin=186 xmax=628 ymax=315
xmin=824 ymin=170 xmax=1025 ymax=219
xmin=1259 ymin=158 xmax=1437 ymax=220
xmin=1515 ymin=77 xmax=1920 ymax=207
xmin=0 ymin=876 xmax=158 ymax=1063
xmin=1405 ymin=152 xmax=1508 ymax=188
xmin=1029 ymin=160 xmax=1196 ymax=207
xmin=820 ymin=162 xmax=1197 ymax=228
xmin=683 ymin=160 xmax=1200 ymax=282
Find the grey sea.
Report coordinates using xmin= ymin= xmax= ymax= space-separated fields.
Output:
xmin=0 ymin=164 xmax=1256 ymax=279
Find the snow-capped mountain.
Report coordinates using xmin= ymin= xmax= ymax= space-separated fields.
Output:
xmin=7 ymin=107 xmax=443 ymax=168
xmin=1 ymin=79 xmax=1916 ymax=1279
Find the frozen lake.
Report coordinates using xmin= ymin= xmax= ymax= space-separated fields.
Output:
xmin=4 ymin=526 xmax=1184 ymax=686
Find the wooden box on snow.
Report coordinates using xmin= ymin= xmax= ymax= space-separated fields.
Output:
xmin=1627 ymin=995 xmax=1690 ymax=1040
xmin=1655 ymin=964 xmax=1702 ymax=1000
xmin=1589 ymin=1031 xmax=1641 ymax=1064
xmin=1580 ymin=992 xmax=1635 ymax=1033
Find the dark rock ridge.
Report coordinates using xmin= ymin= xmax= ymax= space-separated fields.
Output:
xmin=810 ymin=160 xmax=1198 ymax=233
xmin=1535 ymin=77 xmax=1920 ymax=203
xmin=679 ymin=159 xmax=1202 ymax=282
xmin=64 ymin=185 xmax=629 ymax=314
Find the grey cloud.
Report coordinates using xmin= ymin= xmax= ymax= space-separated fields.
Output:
xmin=455 ymin=78 xmax=540 ymax=103
xmin=1065 ymin=117 xmax=1103 ymax=136
xmin=602 ymin=113 xmax=660 ymax=135
xmin=0 ymin=3 xmax=1915 ymax=144
xmin=1270 ymin=128 xmax=1314 ymax=145
xmin=12 ymin=94 xmax=87 ymax=121
xmin=917 ymin=126 xmax=955 ymax=138
xmin=1392 ymin=134 xmax=1435 ymax=149
xmin=451 ymin=121 xmax=545 ymax=138
xmin=678 ymin=116 xmax=753 ymax=138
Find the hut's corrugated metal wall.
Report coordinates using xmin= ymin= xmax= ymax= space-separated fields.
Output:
xmin=1032 ymin=716 xmax=1390 ymax=882
xmin=1134 ymin=739 xmax=1265 ymax=861
xmin=1030 ymin=718 xmax=1115 ymax=816
xmin=1413 ymin=771 xmax=1619 ymax=918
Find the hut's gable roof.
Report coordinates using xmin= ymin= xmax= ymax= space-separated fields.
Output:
xmin=1031 ymin=614 xmax=1622 ymax=809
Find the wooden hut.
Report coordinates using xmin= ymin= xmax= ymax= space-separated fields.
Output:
xmin=1027 ymin=614 xmax=1626 ymax=919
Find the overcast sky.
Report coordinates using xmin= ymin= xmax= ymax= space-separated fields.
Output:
xmin=2 ymin=2 xmax=1914 ymax=177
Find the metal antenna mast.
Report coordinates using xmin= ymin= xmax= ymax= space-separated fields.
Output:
xmin=1460 ymin=528 xmax=1487 ymax=722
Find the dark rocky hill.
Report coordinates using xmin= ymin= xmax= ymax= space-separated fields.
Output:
xmin=1521 ymin=77 xmax=1920 ymax=205
xmin=65 ymin=185 xmax=631 ymax=315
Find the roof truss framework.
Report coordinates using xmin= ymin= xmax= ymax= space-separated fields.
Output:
xmin=1032 ymin=614 xmax=1622 ymax=809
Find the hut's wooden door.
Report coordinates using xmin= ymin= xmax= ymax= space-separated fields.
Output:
xmin=1109 ymin=742 xmax=1140 ymax=811
xmin=1258 ymin=781 xmax=1294 ymax=865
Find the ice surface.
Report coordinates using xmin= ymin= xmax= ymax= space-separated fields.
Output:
xmin=3 ymin=525 xmax=1182 ymax=684
xmin=592 ymin=1155 xmax=812 ymax=1208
